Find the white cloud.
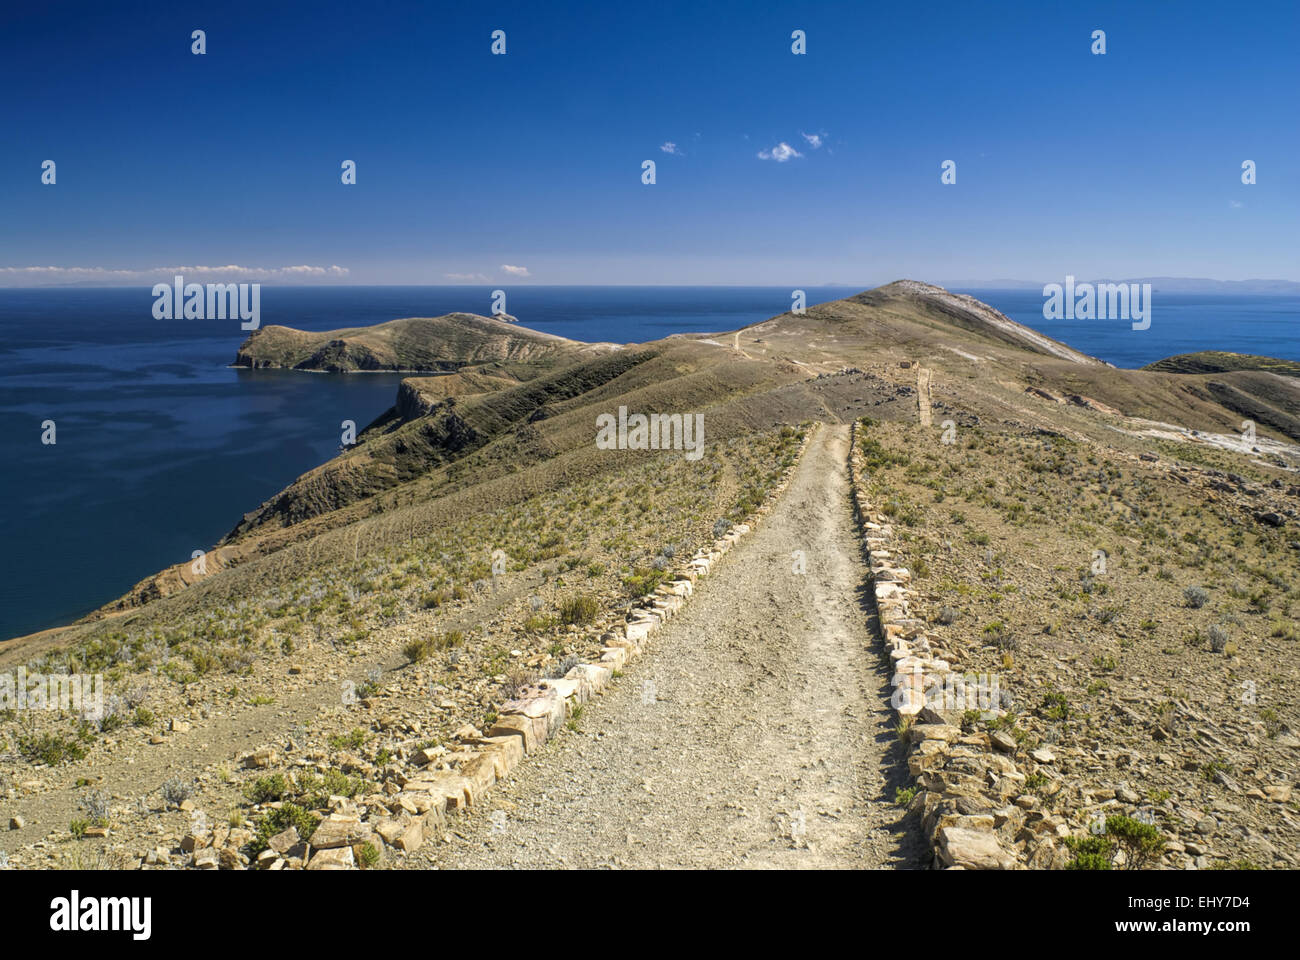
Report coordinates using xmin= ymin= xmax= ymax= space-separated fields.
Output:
xmin=0 ymin=264 xmax=349 ymax=285
xmin=501 ymin=264 xmax=531 ymax=277
xmin=757 ymin=142 xmax=802 ymax=162
xmin=1230 ymin=200 xmax=1244 ymax=209
xmin=800 ymin=131 xmax=824 ymax=149
xmin=660 ymin=142 xmax=683 ymax=155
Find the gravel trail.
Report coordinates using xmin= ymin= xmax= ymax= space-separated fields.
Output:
xmin=415 ymin=423 xmax=924 ymax=869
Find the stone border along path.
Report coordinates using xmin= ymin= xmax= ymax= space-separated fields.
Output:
xmin=281 ymin=426 xmax=817 ymax=869
xmin=848 ymin=419 xmax=1071 ymax=870
xmin=417 ymin=421 xmax=924 ymax=869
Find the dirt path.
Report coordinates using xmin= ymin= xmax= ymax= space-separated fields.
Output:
xmin=414 ymin=423 xmax=924 ymax=869
xmin=917 ymin=366 xmax=933 ymax=427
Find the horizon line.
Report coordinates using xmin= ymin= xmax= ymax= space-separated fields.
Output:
xmin=4 ymin=277 xmax=1300 ymax=291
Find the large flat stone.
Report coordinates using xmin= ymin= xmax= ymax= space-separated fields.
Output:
xmin=393 ymin=819 xmax=424 ymax=852
xmin=568 ymin=663 xmax=611 ymax=693
xmin=540 ymin=677 xmax=585 ymax=704
xmin=306 ymin=846 xmax=356 ymax=870
xmin=624 ymin=621 xmax=655 ymax=644
xmin=487 ymin=713 xmax=548 ymax=754
xmin=476 ymin=735 xmax=524 ymax=777
xmin=404 ymin=772 xmax=475 ymax=810
xmin=936 ymin=826 xmax=1017 ymax=870
xmin=459 ymin=753 xmax=498 ymax=795
xmin=309 ymin=814 xmax=374 ymax=850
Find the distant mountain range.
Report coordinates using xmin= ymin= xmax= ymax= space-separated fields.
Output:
xmin=950 ymin=278 xmax=1300 ymax=294
xmin=15 ymin=277 xmax=1300 ymax=292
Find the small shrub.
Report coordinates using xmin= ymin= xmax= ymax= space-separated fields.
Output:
xmin=328 ymin=728 xmax=369 ymax=752
xmin=17 ymin=732 xmax=86 ymax=766
xmin=1040 ymin=690 xmax=1071 ymax=722
xmin=249 ymin=803 xmax=319 ymax=855
xmin=1184 ymin=586 xmax=1209 ymax=609
xmin=298 ymin=769 xmax=367 ymax=808
xmin=420 ymin=589 xmax=449 ymax=609
xmin=1259 ymin=708 xmax=1283 ymax=738
xmin=546 ymin=655 xmax=581 ymax=680
xmin=403 ymin=638 xmax=437 ymax=664
xmin=1105 ymin=814 xmax=1165 ymax=869
xmin=358 ymin=842 xmax=381 ymax=868
xmin=160 ymin=777 xmax=194 ymax=808
xmin=1200 ymin=760 xmax=1232 ymax=783
xmin=79 ymin=790 xmax=111 ymax=826
xmin=243 ymin=774 xmax=289 ymax=804
xmin=566 ymin=704 xmax=585 ymax=732
xmin=502 ymin=667 xmax=537 ymax=701
xmin=1064 ymin=833 xmax=1114 ymax=870
xmin=559 ymin=594 xmax=600 ymax=625
xmin=621 ymin=567 xmax=667 ymax=598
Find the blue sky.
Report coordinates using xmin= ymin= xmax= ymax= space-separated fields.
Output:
xmin=3 ymin=0 xmax=1297 ymax=285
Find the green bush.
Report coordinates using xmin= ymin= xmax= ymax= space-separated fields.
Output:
xmin=298 ymin=769 xmax=368 ymax=808
xmin=328 ymin=728 xmax=369 ymax=752
xmin=1105 ymin=815 xmax=1165 ymax=869
xmin=358 ymin=842 xmax=380 ymax=868
xmin=1064 ymin=834 xmax=1113 ymax=870
xmin=243 ymin=773 xmax=289 ymax=804
xmin=559 ymin=594 xmax=600 ymax=625
xmin=249 ymin=803 xmax=319 ymax=855
xmin=1065 ymin=815 xmax=1164 ymax=870
xmin=17 ymin=732 xmax=86 ymax=766
xmin=402 ymin=638 xmax=436 ymax=664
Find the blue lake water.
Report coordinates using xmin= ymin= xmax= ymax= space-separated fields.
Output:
xmin=1 ymin=284 xmax=1297 ymax=641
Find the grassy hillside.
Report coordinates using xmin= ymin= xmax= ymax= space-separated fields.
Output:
xmin=3 ymin=281 xmax=1297 ymax=871
xmin=233 ymin=313 xmax=603 ymax=372
xmin=1145 ymin=351 xmax=1300 ymax=377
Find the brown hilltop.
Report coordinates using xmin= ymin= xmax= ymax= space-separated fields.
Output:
xmin=7 ymin=280 xmax=1298 ymax=651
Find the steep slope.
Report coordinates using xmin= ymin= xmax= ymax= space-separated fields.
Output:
xmin=848 ymin=280 xmax=1105 ymax=364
